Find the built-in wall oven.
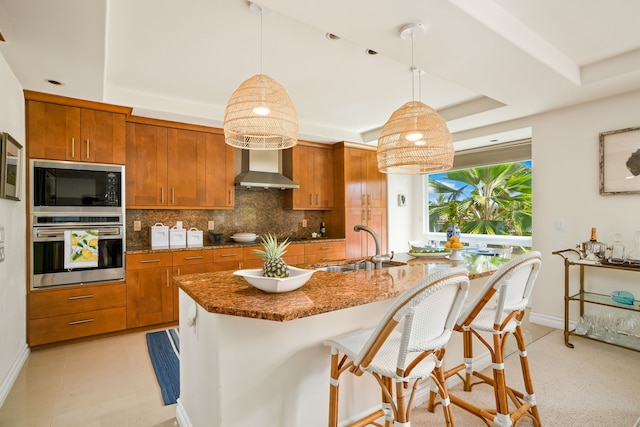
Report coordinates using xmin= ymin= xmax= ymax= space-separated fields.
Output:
xmin=30 ymin=160 xmax=126 ymax=289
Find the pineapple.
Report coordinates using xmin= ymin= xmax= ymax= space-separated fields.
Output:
xmin=255 ymin=233 xmax=291 ymax=278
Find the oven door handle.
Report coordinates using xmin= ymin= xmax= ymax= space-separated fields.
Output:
xmin=35 ymin=227 xmax=122 ymax=239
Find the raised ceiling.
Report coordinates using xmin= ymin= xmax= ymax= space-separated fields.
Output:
xmin=0 ymin=0 xmax=639 ymax=147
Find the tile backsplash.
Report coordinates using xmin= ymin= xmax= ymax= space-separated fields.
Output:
xmin=126 ymin=188 xmax=325 ymax=248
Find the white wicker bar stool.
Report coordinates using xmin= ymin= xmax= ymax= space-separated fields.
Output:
xmin=324 ymin=266 xmax=470 ymax=427
xmin=428 ymin=251 xmax=542 ymax=427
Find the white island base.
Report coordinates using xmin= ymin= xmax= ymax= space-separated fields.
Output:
xmin=176 ymin=278 xmax=492 ymax=427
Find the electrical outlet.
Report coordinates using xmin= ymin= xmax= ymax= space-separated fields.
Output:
xmin=208 ymin=220 xmax=215 ymax=230
xmin=0 ymin=226 xmax=4 ymax=243
xmin=133 ymin=220 xmax=142 ymax=231
xmin=0 ymin=246 xmax=5 ymax=262
xmin=302 ymin=219 xmax=308 ymax=227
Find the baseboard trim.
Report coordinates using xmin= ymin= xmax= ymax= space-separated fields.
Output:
xmin=0 ymin=343 xmax=30 ymax=408
xmin=175 ymin=398 xmax=192 ymax=427
xmin=529 ymin=311 xmax=565 ymax=330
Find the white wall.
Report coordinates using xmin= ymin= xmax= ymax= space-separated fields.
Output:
xmin=0 ymin=52 xmax=27 ymax=407
xmin=388 ymin=89 xmax=640 ymax=326
xmin=386 ymin=174 xmax=423 ymax=253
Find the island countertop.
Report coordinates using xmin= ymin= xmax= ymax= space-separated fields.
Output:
xmin=174 ymin=252 xmax=508 ymax=322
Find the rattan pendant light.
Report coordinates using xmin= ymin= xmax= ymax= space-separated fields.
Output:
xmin=224 ymin=2 xmax=298 ymax=150
xmin=377 ymin=23 xmax=454 ymax=174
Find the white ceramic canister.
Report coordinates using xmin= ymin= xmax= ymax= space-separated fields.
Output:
xmin=187 ymin=227 xmax=203 ymax=248
xmin=150 ymin=223 xmax=169 ymax=250
xmin=169 ymin=226 xmax=187 ymax=248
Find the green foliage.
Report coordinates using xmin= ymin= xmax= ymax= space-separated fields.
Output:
xmin=427 ymin=162 xmax=532 ymax=236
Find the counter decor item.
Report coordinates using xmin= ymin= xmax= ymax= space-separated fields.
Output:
xmin=169 ymin=226 xmax=187 ymax=248
xmin=234 ymin=266 xmax=315 ymax=293
xmin=610 ymin=290 xmax=635 ymax=305
xmin=254 ymin=233 xmax=290 ymax=278
xmin=577 ymin=227 xmax=606 ymax=260
xmin=186 ymin=228 xmax=203 ymax=248
xmin=208 ymin=231 xmax=224 ymax=243
xmin=230 ymin=233 xmax=257 ymax=243
xmin=151 ymin=223 xmax=169 ymax=250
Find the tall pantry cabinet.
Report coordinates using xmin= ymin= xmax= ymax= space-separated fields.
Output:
xmin=326 ymin=142 xmax=387 ymax=259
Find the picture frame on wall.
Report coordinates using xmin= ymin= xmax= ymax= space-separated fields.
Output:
xmin=0 ymin=132 xmax=23 ymax=201
xmin=599 ymin=126 xmax=640 ymax=195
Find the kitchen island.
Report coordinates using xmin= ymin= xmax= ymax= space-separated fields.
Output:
xmin=174 ymin=253 xmax=508 ymax=427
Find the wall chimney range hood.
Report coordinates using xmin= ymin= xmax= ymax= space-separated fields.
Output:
xmin=234 ymin=149 xmax=300 ymax=190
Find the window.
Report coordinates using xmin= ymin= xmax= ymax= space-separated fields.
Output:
xmin=424 ymin=156 xmax=532 ymax=249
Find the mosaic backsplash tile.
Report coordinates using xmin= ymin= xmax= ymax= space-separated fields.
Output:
xmin=126 ymin=188 xmax=325 ymax=247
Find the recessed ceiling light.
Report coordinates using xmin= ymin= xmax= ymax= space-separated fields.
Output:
xmin=326 ymin=32 xmax=340 ymax=40
xmin=45 ymin=79 xmax=64 ymax=86
xmin=365 ymin=48 xmax=378 ymax=55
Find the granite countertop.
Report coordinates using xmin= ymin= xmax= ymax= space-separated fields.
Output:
xmin=126 ymin=237 xmax=345 ymax=254
xmin=174 ymin=252 xmax=509 ymax=322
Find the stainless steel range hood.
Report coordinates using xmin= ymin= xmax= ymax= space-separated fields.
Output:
xmin=234 ymin=149 xmax=300 ymax=190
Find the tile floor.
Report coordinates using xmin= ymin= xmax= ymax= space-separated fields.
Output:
xmin=0 ymin=313 xmax=551 ymax=427
xmin=0 ymin=330 xmax=178 ymax=427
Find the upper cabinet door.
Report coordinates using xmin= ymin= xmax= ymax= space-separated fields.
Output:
xmin=166 ymin=128 xmax=206 ymax=208
xmin=126 ymin=122 xmax=168 ymax=207
xmin=28 ymin=101 xmax=80 ymax=161
xmin=27 ymin=100 xmax=126 ymax=164
xmin=283 ymin=143 xmax=334 ymax=210
xmin=204 ymin=132 xmax=235 ymax=209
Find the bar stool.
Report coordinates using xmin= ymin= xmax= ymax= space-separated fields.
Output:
xmin=324 ymin=266 xmax=470 ymax=427
xmin=428 ymin=251 xmax=542 ymax=427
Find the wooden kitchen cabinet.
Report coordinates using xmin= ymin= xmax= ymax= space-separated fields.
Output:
xmin=213 ymin=247 xmax=244 ymax=271
xmin=28 ymin=281 xmax=127 ymax=347
xmin=172 ymin=250 xmax=215 ymax=321
xmin=304 ymin=241 xmax=346 ymax=264
xmin=283 ymin=142 xmax=334 ymax=210
xmin=26 ymin=95 xmax=127 ymax=164
xmin=126 ymin=120 xmax=234 ymax=209
xmin=126 ymin=252 xmax=174 ymax=328
xmin=326 ymin=142 xmax=388 ymax=260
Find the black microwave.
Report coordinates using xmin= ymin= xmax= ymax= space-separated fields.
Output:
xmin=31 ymin=160 xmax=124 ymax=212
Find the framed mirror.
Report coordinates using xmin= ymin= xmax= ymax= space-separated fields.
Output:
xmin=1 ymin=132 xmax=23 ymax=201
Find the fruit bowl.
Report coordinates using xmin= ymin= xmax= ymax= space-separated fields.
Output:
xmin=230 ymin=233 xmax=257 ymax=243
xmin=234 ymin=266 xmax=315 ymax=293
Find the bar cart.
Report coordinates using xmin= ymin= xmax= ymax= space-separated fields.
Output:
xmin=553 ymin=249 xmax=640 ymax=352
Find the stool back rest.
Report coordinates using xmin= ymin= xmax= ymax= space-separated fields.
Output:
xmin=457 ymin=251 xmax=542 ymax=328
xmin=355 ymin=267 xmax=470 ymax=371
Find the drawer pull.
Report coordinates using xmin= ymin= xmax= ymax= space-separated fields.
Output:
xmin=69 ymin=318 xmax=94 ymax=325
xmin=140 ymin=259 xmax=161 ymax=263
xmin=184 ymin=256 xmax=204 ymax=260
xmin=320 ymin=257 xmax=331 ymax=261
xmin=166 ymin=270 xmax=170 ymax=288
xmin=220 ymin=253 xmax=238 ymax=257
xmin=68 ymin=294 xmax=94 ymax=300
xmin=321 ymin=246 xmax=333 ymax=250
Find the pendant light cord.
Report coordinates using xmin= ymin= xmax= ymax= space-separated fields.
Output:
xmin=411 ymin=31 xmax=415 ymax=102
xmin=260 ymin=7 xmax=264 ymax=74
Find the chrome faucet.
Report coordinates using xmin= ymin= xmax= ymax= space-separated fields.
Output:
xmin=353 ymin=224 xmax=391 ymax=269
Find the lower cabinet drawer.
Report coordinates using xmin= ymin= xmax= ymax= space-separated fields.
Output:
xmin=29 ymin=282 xmax=126 ymax=319
xmin=29 ymin=307 xmax=127 ymax=347
xmin=304 ymin=251 xmax=346 ymax=263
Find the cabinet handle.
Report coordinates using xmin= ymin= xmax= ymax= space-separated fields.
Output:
xmin=362 ymin=194 xmax=366 ymax=206
xmin=229 ymin=190 xmax=233 ymax=205
xmin=367 ymin=194 xmax=372 ymax=205
xmin=220 ymin=253 xmax=238 ymax=257
xmin=69 ymin=319 xmax=94 ymax=325
xmin=178 ymin=268 xmax=181 ymax=276
xmin=368 ymin=208 xmax=371 ymax=221
xmin=71 ymin=137 xmax=75 ymax=158
xmin=361 ymin=209 xmax=366 ymax=221
xmin=140 ymin=259 xmax=161 ymax=263
xmin=161 ymin=187 xmax=165 ymax=204
xmin=321 ymin=246 xmax=333 ymax=251
xmin=172 ymin=187 xmax=175 ymax=204
xmin=68 ymin=294 xmax=94 ymax=300
xmin=310 ymin=194 xmax=313 ymax=205
xmin=320 ymin=257 xmax=331 ymax=261
xmin=86 ymin=139 xmax=90 ymax=159
xmin=184 ymin=256 xmax=204 ymax=260
xmin=166 ymin=270 xmax=170 ymax=288
xmin=316 ymin=194 xmax=319 ymax=205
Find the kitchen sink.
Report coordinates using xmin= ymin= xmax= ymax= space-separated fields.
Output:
xmin=314 ymin=260 xmax=406 ymax=272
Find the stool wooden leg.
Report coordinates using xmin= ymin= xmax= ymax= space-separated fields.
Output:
xmin=462 ymin=329 xmax=473 ymax=391
xmin=492 ymin=332 xmax=511 ymax=424
xmin=328 ymin=351 xmax=340 ymax=427
xmin=514 ymin=325 xmax=541 ymax=426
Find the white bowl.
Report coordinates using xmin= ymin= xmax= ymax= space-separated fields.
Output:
xmin=234 ymin=266 xmax=315 ymax=293
xmin=230 ymin=234 xmax=257 ymax=243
